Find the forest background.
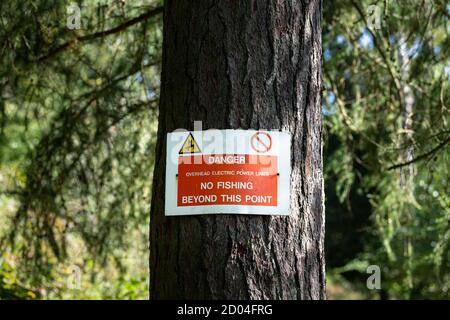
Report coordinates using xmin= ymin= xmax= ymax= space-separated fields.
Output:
xmin=0 ymin=0 xmax=448 ymax=299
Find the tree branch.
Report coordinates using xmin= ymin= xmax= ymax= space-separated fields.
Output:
xmin=433 ymin=0 xmax=450 ymax=19
xmin=38 ymin=6 xmax=163 ymax=62
xmin=387 ymin=135 xmax=450 ymax=170
xmin=350 ymin=0 xmax=404 ymax=107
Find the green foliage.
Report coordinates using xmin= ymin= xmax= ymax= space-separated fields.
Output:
xmin=1 ymin=253 xmax=39 ymax=299
xmin=0 ymin=0 xmax=448 ymax=300
xmin=324 ymin=0 xmax=449 ymax=299
xmin=1 ymin=0 xmax=162 ymax=298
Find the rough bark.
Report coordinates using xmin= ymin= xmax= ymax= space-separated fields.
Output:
xmin=150 ymin=0 xmax=325 ymax=299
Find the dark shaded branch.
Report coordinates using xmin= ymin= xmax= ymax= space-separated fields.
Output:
xmin=387 ymin=135 xmax=450 ymax=170
xmin=433 ymin=0 xmax=450 ymax=19
xmin=38 ymin=6 xmax=163 ymax=62
xmin=0 ymin=189 xmax=24 ymax=197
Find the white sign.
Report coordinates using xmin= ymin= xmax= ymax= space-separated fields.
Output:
xmin=165 ymin=129 xmax=291 ymax=216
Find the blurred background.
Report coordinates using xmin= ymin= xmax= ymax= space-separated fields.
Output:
xmin=0 ymin=0 xmax=448 ymax=299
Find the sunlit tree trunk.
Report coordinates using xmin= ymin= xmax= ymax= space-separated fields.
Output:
xmin=398 ymin=36 xmax=416 ymax=294
xmin=398 ymin=38 xmax=415 ymax=189
xmin=150 ymin=0 xmax=325 ymax=299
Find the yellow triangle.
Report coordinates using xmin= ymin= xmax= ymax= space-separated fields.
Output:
xmin=179 ymin=133 xmax=201 ymax=154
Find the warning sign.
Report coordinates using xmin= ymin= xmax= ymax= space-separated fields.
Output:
xmin=177 ymin=154 xmax=277 ymax=206
xmin=165 ymin=130 xmax=291 ymax=216
xmin=179 ymin=133 xmax=201 ymax=154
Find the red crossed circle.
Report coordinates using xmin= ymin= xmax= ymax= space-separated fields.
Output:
xmin=251 ymin=131 xmax=272 ymax=153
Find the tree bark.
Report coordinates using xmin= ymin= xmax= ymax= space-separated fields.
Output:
xmin=151 ymin=0 xmax=325 ymax=299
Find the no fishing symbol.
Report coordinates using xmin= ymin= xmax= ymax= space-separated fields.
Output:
xmin=251 ymin=131 xmax=272 ymax=153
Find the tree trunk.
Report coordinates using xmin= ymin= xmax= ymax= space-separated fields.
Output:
xmin=398 ymin=36 xmax=415 ymax=294
xmin=150 ymin=0 xmax=325 ymax=299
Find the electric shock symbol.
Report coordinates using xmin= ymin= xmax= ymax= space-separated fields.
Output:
xmin=179 ymin=133 xmax=201 ymax=154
